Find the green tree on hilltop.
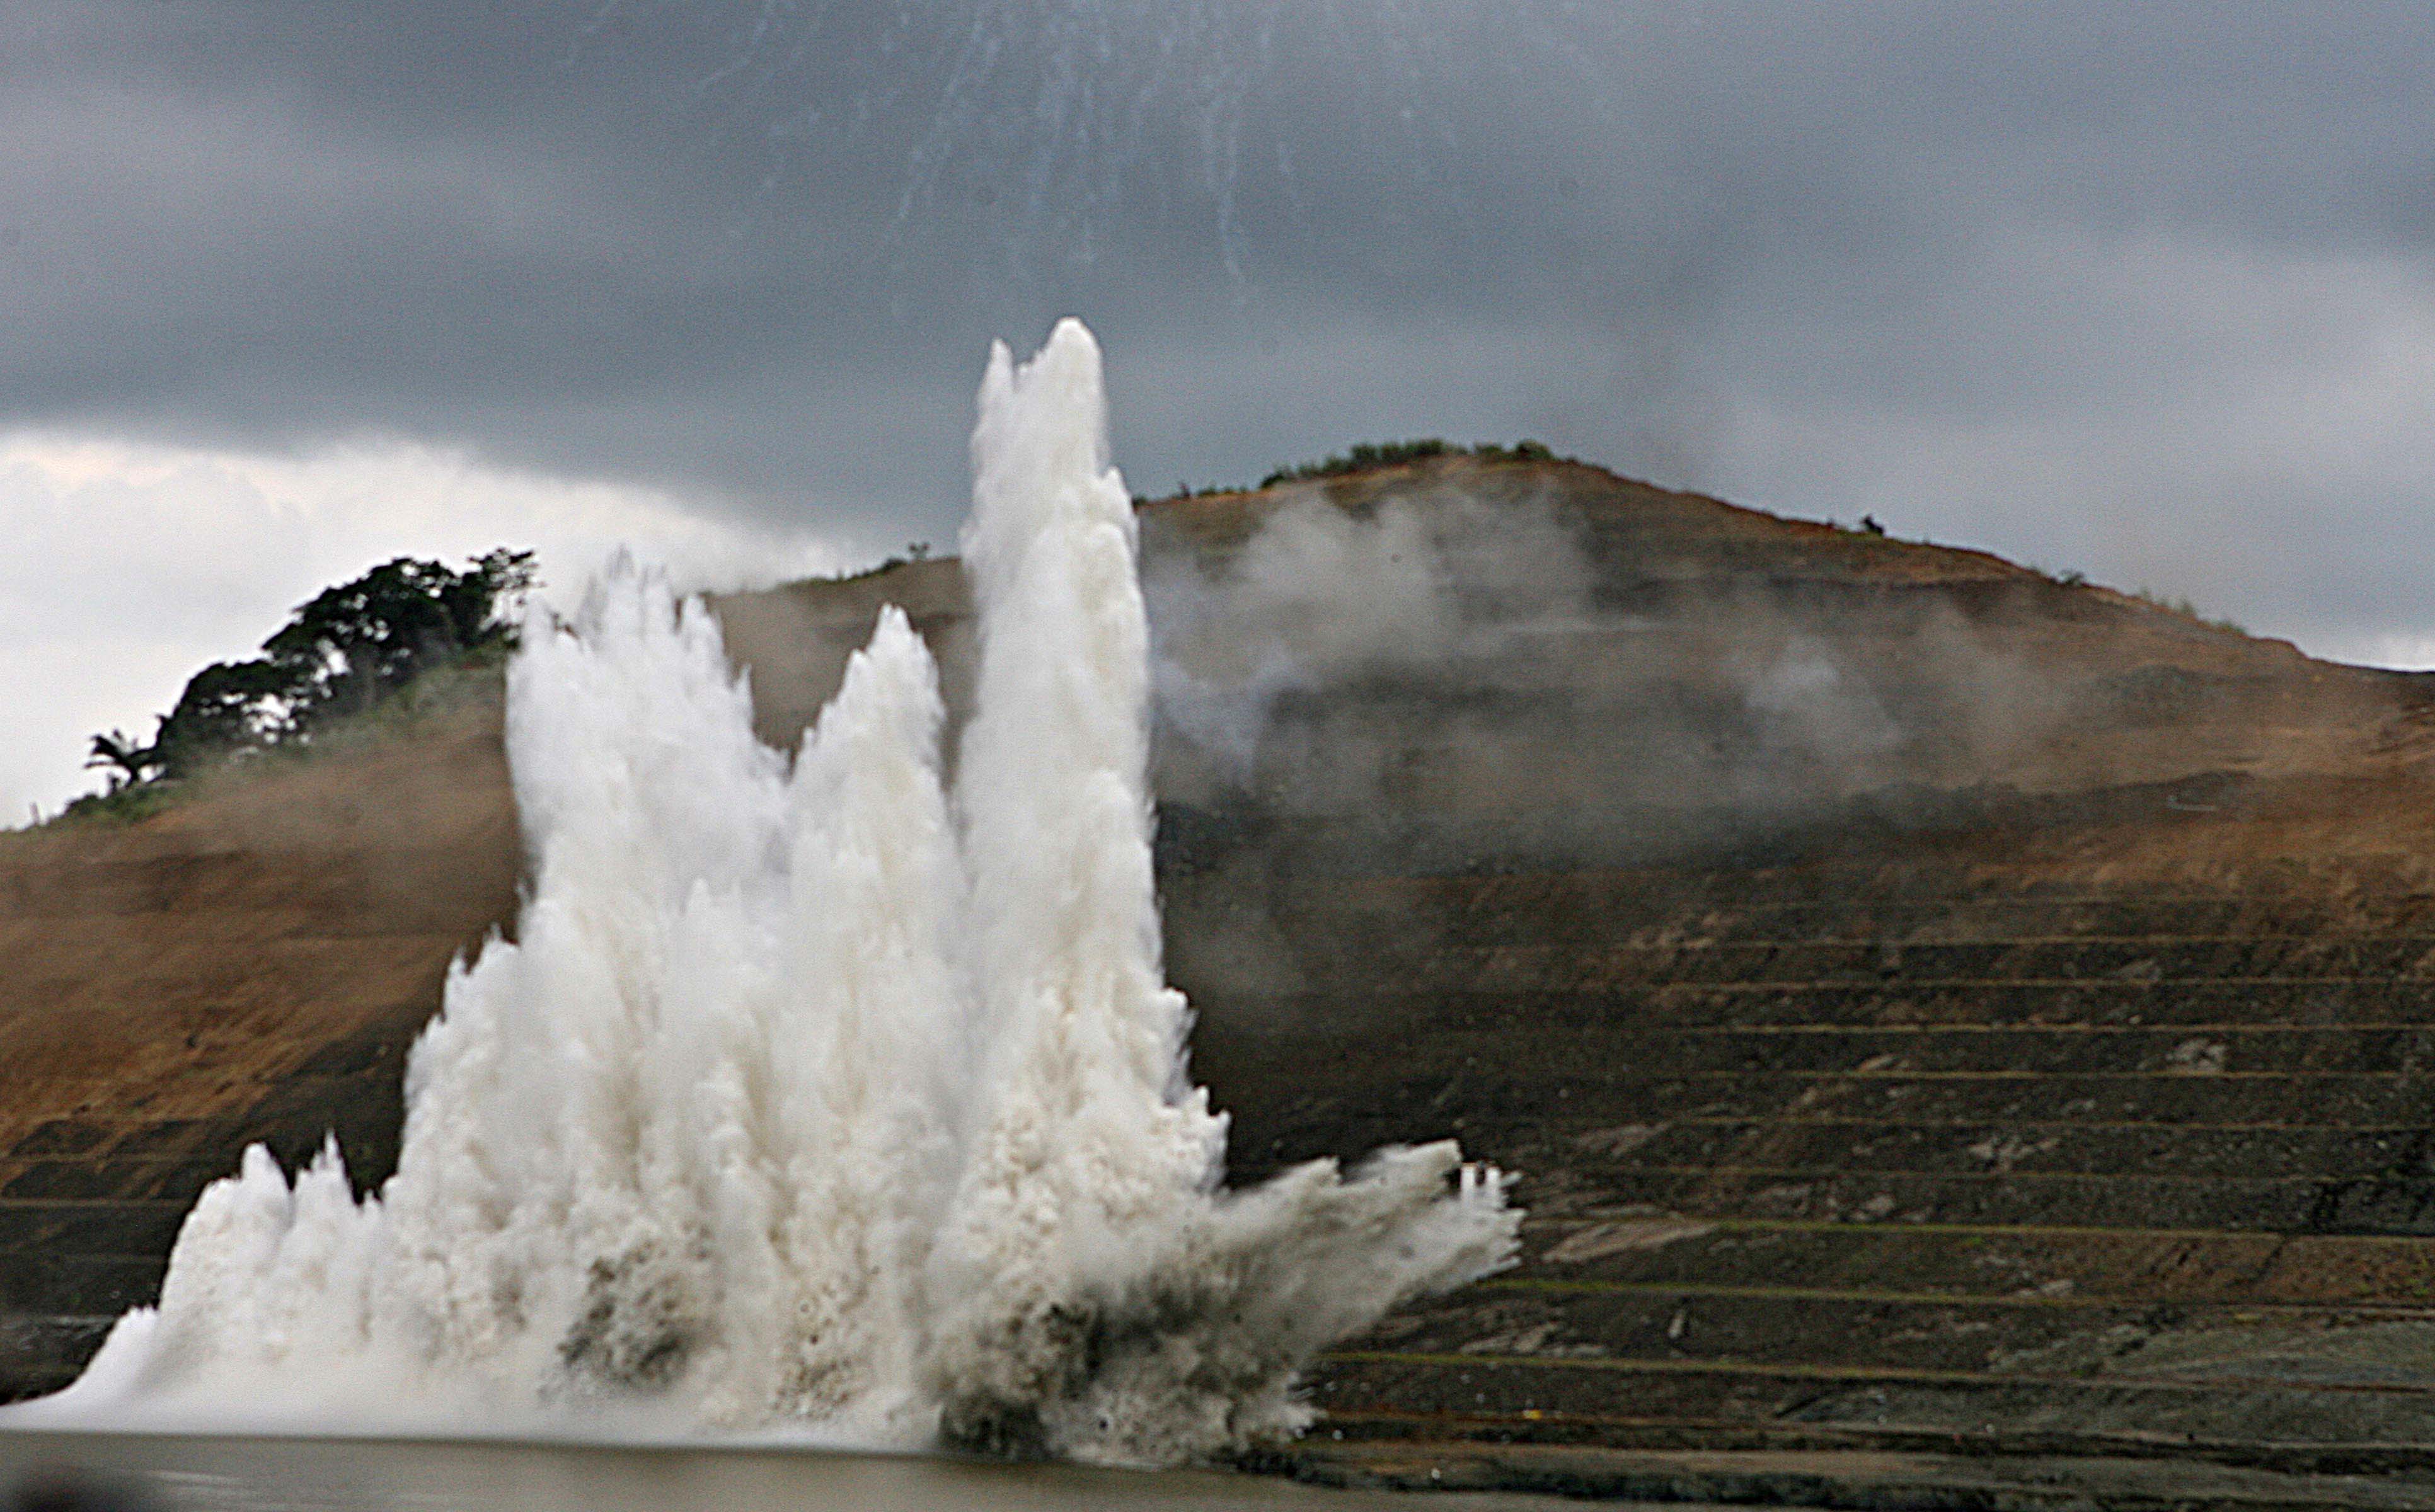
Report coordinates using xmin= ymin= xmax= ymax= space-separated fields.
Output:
xmin=262 ymin=549 xmax=536 ymax=728
xmin=150 ymin=658 xmax=302 ymax=777
xmin=84 ymin=729 xmax=159 ymax=789
xmin=86 ymin=548 xmax=538 ymax=798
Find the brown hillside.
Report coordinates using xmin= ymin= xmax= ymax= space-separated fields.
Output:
xmin=9 ymin=458 xmax=2435 ymax=1503
xmin=0 ymin=682 xmax=516 ymax=1382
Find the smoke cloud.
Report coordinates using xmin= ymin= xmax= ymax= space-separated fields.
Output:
xmin=1146 ymin=482 xmax=1597 ymax=798
xmin=1137 ymin=466 xmax=2236 ymax=880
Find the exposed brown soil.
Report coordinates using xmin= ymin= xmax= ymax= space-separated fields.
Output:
xmin=8 ymin=457 xmax=2435 ymax=1506
xmin=0 ymin=682 xmax=517 ymax=1378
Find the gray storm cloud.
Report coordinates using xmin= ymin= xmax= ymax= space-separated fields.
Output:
xmin=3 ymin=1 xmax=2434 ymax=655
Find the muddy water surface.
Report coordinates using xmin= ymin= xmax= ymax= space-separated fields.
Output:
xmin=0 ymin=1432 xmax=1579 ymax=1512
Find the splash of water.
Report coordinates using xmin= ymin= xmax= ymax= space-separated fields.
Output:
xmin=19 ymin=321 xmax=1518 ymax=1465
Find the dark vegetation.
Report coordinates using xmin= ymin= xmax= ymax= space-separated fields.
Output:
xmin=2037 ymin=567 xmax=2246 ymax=636
xmin=2129 ymin=585 xmax=2248 ymax=635
xmin=1257 ymin=438 xmax=1563 ymax=489
xmin=75 ymin=550 xmax=536 ymax=819
xmin=1125 ymin=439 xmax=1574 ymax=507
xmin=819 ymin=539 xmax=935 ymax=585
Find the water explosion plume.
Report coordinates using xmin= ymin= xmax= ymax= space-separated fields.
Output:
xmin=19 ymin=321 xmax=1519 ymax=1464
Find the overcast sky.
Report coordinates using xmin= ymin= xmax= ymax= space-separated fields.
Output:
xmin=6 ymin=1 xmax=2434 ymax=818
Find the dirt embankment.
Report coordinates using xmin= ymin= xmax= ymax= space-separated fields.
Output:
xmin=0 ymin=682 xmax=515 ymax=1385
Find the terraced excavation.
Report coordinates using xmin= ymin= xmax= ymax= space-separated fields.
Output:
xmin=11 ymin=455 xmax=2435 ymax=1503
xmin=1212 ymin=847 xmax=2435 ymax=1472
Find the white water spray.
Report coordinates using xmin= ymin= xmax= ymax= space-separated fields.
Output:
xmin=20 ymin=321 xmax=1518 ymax=1464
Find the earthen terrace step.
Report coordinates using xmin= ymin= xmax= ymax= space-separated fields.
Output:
xmin=1228 ymin=1069 xmax=2435 ymax=1133
xmin=1200 ymin=982 xmax=2435 ymax=1033
xmin=1304 ymin=1349 xmax=2435 ymax=1464
xmin=1366 ymin=1281 xmax=2435 ymax=1378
